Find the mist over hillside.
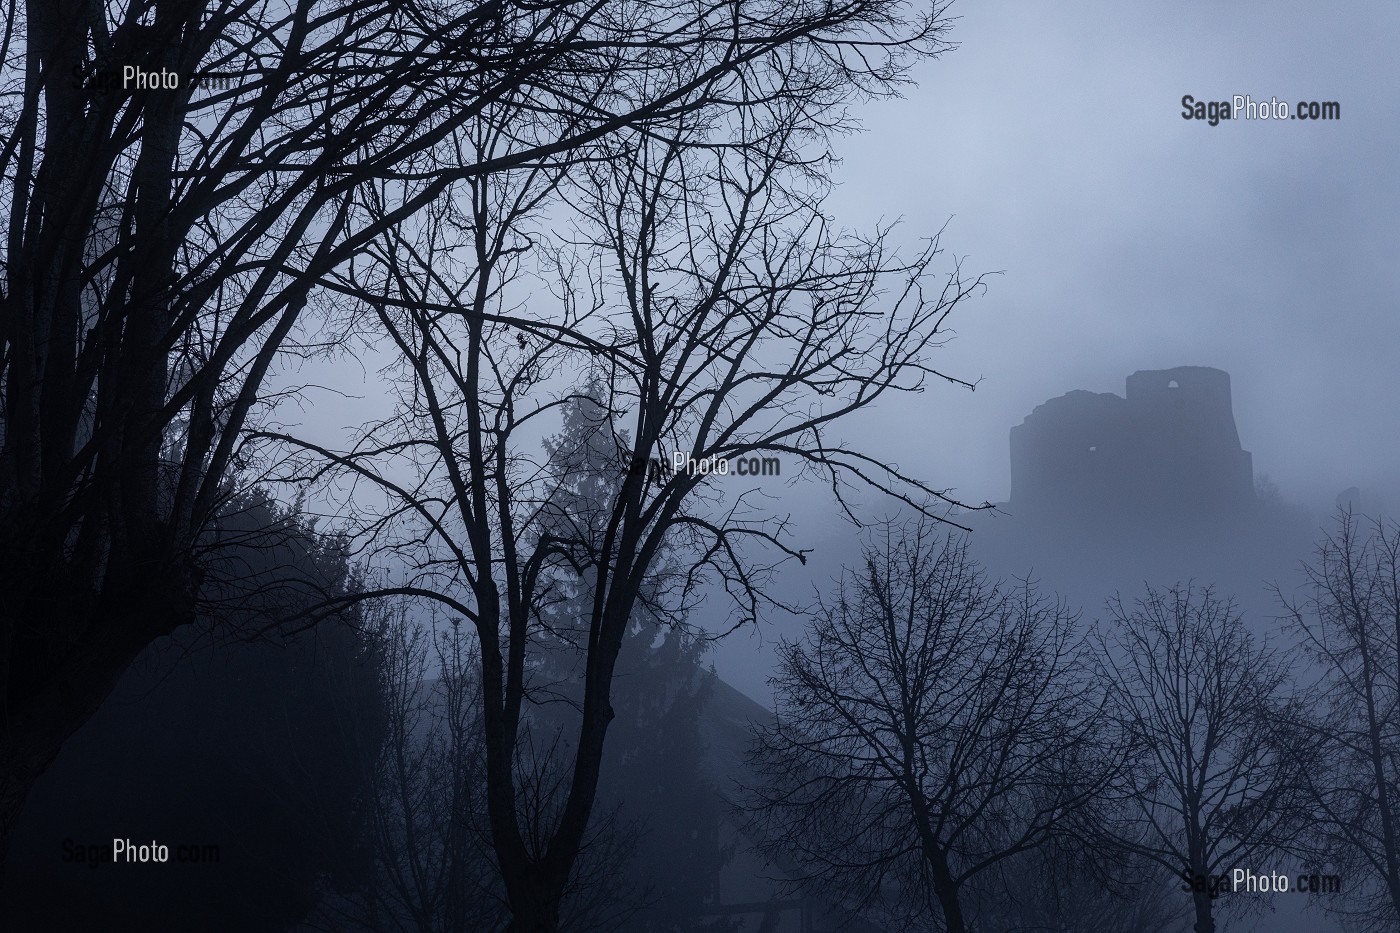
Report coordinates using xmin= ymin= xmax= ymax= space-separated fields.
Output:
xmin=4 ymin=1 xmax=1396 ymax=931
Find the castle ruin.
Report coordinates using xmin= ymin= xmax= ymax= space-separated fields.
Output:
xmin=1009 ymin=366 xmax=1254 ymax=521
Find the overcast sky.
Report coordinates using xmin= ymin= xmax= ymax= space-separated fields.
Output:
xmin=272 ymin=11 xmax=1389 ymax=926
xmin=819 ymin=0 xmax=1400 ymax=511
xmin=704 ymin=15 xmax=1392 ymax=925
xmin=709 ymin=0 xmax=1399 ymax=748
xmin=290 ymin=0 xmax=1400 ymax=681
xmin=300 ymin=1 xmax=1398 ymax=511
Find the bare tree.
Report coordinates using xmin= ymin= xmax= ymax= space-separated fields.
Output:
xmin=746 ymin=523 xmax=1105 ymax=933
xmin=308 ymin=605 xmax=643 ymax=933
xmin=0 ymin=0 xmax=960 ymax=866
xmin=1096 ymin=584 xmax=1312 ymax=933
xmin=348 ymin=609 xmax=500 ymax=933
xmin=976 ymin=836 xmax=1189 ymax=933
xmin=535 ymin=389 xmax=732 ymax=932
xmin=1280 ymin=511 xmax=1400 ymax=932
xmin=265 ymin=24 xmax=988 ymax=923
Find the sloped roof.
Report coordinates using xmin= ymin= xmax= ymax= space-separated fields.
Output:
xmin=697 ymin=671 xmax=773 ymax=794
xmin=695 ymin=673 xmax=893 ymax=933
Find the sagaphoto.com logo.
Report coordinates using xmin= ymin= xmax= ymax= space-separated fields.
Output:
xmin=1179 ymin=865 xmax=1343 ymax=899
xmin=1181 ymin=94 xmax=1340 ymax=125
xmin=624 ymin=451 xmax=782 ymax=486
xmin=72 ymin=62 xmax=241 ymax=95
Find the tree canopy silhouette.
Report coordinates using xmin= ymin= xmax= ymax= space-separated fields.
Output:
xmin=747 ymin=523 xmax=1104 ymax=933
xmin=0 ymin=0 xmax=965 ymax=876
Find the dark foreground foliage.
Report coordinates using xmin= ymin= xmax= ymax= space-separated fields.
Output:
xmin=2 ymin=491 xmax=383 ymax=931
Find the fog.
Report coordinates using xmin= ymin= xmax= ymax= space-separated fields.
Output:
xmin=706 ymin=0 xmax=1399 ymax=687
xmin=823 ymin=0 xmax=1400 ymax=506
xmin=7 ymin=2 xmax=1394 ymax=930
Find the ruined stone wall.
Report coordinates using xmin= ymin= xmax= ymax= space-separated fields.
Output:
xmin=1009 ymin=366 xmax=1254 ymax=521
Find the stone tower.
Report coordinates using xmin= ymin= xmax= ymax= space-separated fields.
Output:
xmin=1009 ymin=366 xmax=1254 ymax=521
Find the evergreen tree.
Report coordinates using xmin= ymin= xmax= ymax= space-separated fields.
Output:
xmin=537 ymin=385 xmax=729 ymax=931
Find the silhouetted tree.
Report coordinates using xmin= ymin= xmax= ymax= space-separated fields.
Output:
xmin=0 ymin=0 xmax=957 ymax=866
xmin=748 ymin=523 xmax=1105 ymax=933
xmin=331 ymin=610 xmax=644 ymax=933
xmin=1281 ymin=511 xmax=1400 ymax=932
xmin=309 ymin=607 xmax=502 ymax=933
xmin=1096 ymin=584 xmax=1312 ymax=933
xmin=260 ymin=2 xmax=987 ymax=918
xmin=974 ymin=833 xmax=1187 ymax=933
xmin=538 ymin=389 xmax=730 ymax=932
xmin=317 ymin=392 xmax=729 ymax=933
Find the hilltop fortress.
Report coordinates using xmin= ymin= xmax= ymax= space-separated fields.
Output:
xmin=1009 ymin=366 xmax=1255 ymax=522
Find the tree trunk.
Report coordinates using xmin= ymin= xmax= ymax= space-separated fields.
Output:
xmin=926 ymin=845 xmax=969 ymax=933
xmin=1190 ymin=888 xmax=1215 ymax=933
xmin=501 ymin=870 xmax=565 ymax=933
